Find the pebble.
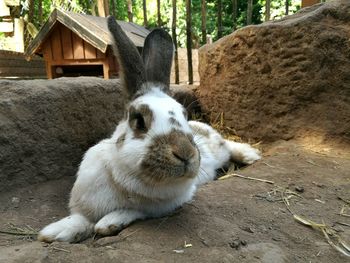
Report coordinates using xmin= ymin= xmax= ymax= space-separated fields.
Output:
xmin=229 ymin=239 xmax=247 ymax=249
xmin=229 ymin=240 xmax=241 ymax=249
xmin=295 ymin=186 xmax=304 ymax=193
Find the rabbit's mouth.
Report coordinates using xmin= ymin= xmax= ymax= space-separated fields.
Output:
xmin=140 ymin=160 xmax=199 ymax=184
xmin=139 ymin=130 xmax=200 ymax=183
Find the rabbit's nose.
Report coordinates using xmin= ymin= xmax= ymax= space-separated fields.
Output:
xmin=172 ymin=151 xmax=190 ymax=165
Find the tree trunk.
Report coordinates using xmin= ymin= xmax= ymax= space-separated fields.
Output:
xmin=111 ymin=0 xmax=116 ymax=17
xmin=232 ymin=0 xmax=237 ymax=30
xmin=143 ymin=0 xmax=148 ymax=27
xmin=97 ymin=0 xmax=109 ymax=17
xmin=217 ymin=0 xmax=222 ymax=39
xmin=265 ymin=0 xmax=271 ymax=21
xmin=172 ymin=0 xmax=179 ymax=84
xmin=185 ymin=0 xmax=193 ymax=84
xmin=104 ymin=0 xmax=110 ymax=16
xmin=201 ymin=0 xmax=206 ymax=44
xmin=285 ymin=0 xmax=289 ymax=15
xmin=127 ymin=0 xmax=133 ymax=22
xmin=157 ymin=0 xmax=161 ymax=27
xmin=91 ymin=1 xmax=97 ymax=16
xmin=28 ymin=0 xmax=35 ymax=23
xmin=247 ymin=0 xmax=253 ymax=25
xmin=38 ymin=0 xmax=43 ymax=26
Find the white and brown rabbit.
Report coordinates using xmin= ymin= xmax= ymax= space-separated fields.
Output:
xmin=38 ymin=17 xmax=260 ymax=243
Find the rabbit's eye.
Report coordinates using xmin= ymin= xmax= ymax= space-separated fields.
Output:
xmin=135 ymin=113 xmax=146 ymax=131
xmin=128 ymin=104 xmax=153 ymax=137
xmin=130 ymin=112 xmax=146 ymax=132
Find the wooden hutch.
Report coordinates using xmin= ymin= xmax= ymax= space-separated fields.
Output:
xmin=25 ymin=9 xmax=149 ymax=79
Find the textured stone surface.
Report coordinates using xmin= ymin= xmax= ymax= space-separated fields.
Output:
xmin=0 ymin=77 xmax=126 ymax=192
xmin=0 ymin=77 xmax=197 ymax=191
xmin=197 ymin=0 xmax=350 ymax=144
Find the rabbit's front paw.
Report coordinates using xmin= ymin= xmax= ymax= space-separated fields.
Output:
xmin=94 ymin=210 xmax=145 ymax=236
xmin=38 ymin=214 xmax=93 ymax=243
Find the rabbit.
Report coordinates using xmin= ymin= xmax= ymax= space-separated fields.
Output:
xmin=38 ymin=16 xmax=261 ymax=243
xmin=189 ymin=120 xmax=261 ymax=185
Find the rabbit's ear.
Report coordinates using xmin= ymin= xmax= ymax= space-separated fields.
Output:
xmin=107 ymin=16 xmax=146 ymax=99
xmin=142 ymin=29 xmax=174 ymax=93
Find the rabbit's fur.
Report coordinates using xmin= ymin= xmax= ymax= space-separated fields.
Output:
xmin=38 ymin=17 xmax=260 ymax=243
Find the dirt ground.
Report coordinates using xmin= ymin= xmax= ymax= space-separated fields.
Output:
xmin=0 ymin=139 xmax=349 ymax=263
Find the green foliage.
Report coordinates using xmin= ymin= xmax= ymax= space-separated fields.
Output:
xmin=269 ymin=0 xmax=301 ymax=19
xmin=15 ymin=0 xmax=301 ymax=47
xmin=109 ymin=0 xmax=128 ymax=20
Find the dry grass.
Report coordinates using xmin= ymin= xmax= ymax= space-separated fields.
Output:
xmin=0 ymin=223 xmax=38 ymax=236
xmin=210 ymin=112 xmax=244 ymax=142
xmin=219 ymin=173 xmax=274 ymax=184
xmin=294 ymin=215 xmax=350 ymax=257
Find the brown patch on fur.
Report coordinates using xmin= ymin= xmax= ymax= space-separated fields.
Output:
xmin=230 ymin=151 xmax=246 ymax=165
xmin=116 ymin=133 xmax=126 ymax=147
xmin=191 ymin=125 xmax=210 ymax=138
xmin=37 ymin=234 xmax=54 ymax=243
xmin=140 ymin=129 xmax=199 ymax=184
xmin=169 ymin=117 xmax=182 ymax=127
xmin=129 ymin=104 xmax=154 ymax=139
xmin=95 ymin=224 xmax=124 ymax=236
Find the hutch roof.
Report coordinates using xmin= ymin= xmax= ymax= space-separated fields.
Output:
xmin=25 ymin=8 xmax=149 ymax=59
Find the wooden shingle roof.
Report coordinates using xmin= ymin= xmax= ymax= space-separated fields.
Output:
xmin=25 ymin=9 xmax=149 ymax=60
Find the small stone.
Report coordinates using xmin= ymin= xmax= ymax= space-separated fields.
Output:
xmin=240 ymin=226 xmax=254 ymax=233
xmin=173 ymin=249 xmax=184 ymax=254
xmin=229 ymin=240 xmax=241 ymax=249
xmin=295 ymin=186 xmax=304 ymax=193
xmin=11 ymin=197 xmax=20 ymax=203
xmin=240 ymin=240 xmax=247 ymax=246
xmin=201 ymin=239 xmax=209 ymax=247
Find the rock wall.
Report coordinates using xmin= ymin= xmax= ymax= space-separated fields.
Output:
xmin=0 ymin=77 xmax=126 ymax=192
xmin=197 ymin=0 xmax=350 ymax=143
xmin=0 ymin=77 xmax=198 ymax=191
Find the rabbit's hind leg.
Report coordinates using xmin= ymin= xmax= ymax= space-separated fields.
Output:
xmin=38 ymin=214 xmax=94 ymax=243
xmin=225 ymin=140 xmax=261 ymax=165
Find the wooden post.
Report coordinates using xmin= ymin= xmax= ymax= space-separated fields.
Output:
xmin=265 ymin=0 xmax=271 ymax=21
xmin=14 ymin=18 xmax=24 ymax=52
xmin=185 ymin=0 xmax=193 ymax=84
xmin=127 ymin=0 xmax=133 ymax=22
xmin=247 ymin=0 xmax=253 ymax=25
xmin=97 ymin=0 xmax=109 ymax=17
xmin=172 ymin=0 xmax=179 ymax=84
xmin=103 ymin=60 xmax=110 ymax=79
xmin=301 ymin=0 xmax=321 ymax=8
xmin=46 ymin=61 xmax=53 ymax=79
